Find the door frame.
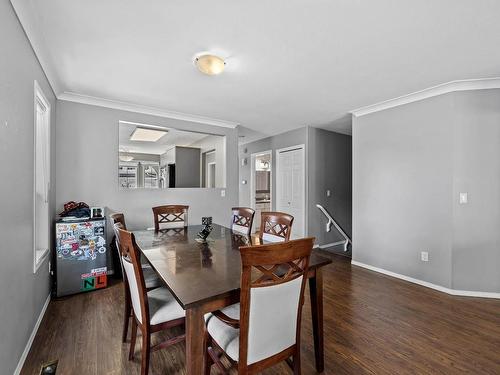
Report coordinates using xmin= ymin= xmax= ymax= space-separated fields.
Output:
xmin=207 ymin=162 xmax=216 ymax=188
xmin=275 ymin=144 xmax=306 ymax=238
xmin=250 ymin=150 xmax=273 ymax=211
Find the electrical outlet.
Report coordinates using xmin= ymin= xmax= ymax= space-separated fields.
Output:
xmin=421 ymin=251 xmax=429 ymax=262
xmin=220 ymin=189 xmax=225 ymax=197
xmin=326 ymin=189 xmax=331 ymax=197
xmin=459 ymin=192 xmax=468 ymax=204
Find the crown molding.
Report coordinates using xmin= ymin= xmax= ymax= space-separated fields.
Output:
xmin=11 ymin=0 xmax=238 ymax=129
xmin=58 ymin=92 xmax=240 ymax=129
xmin=10 ymin=0 xmax=62 ymax=96
xmin=350 ymin=77 xmax=500 ymax=117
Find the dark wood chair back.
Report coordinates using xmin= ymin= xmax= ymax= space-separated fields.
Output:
xmin=237 ymin=238 xmax=314 ymax=372
xmin=117 ymin=228 xmax=150 ymax=326
xmin=231 ymin=207 xmax=255 ymax=235
xmin=259 ymin=211 xmax=294 ymax=242
xmin=109 ymin=213 xmax=127 ymax=279
xmin=110 ymin=212 xmax=127 ymax=230
xmin=152 ymin=205 xmax=189 ymax=232
xmin=113 ymin=222 xmax=125 ymax=259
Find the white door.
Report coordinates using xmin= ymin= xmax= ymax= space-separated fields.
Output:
xmin=276 ymin=146 xmax=305 ymax=238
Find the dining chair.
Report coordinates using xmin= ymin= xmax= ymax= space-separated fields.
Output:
xmin=204 ymin=237 xmax=314 ymax=374
xmin=152 ymin=205 xmax=189 ymax=232
xmin=110 ymin=212 xmax=127 ymax=229
xmin=110 ymin=213 xmax=127 ymax=273
xmin=231 ymin=207 xmax=255 ymax=235
xmin=259 ymin=211 xmax=294 ymax=242
xmin=112 ymin=219 xmax=161 ymax=343
xmin=117 ymin=227 xmax=186 ymax=375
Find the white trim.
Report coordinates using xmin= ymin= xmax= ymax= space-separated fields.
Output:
xmin=58 ymin=92 xmax=239 ymax=129
xmin=318 ymin=241 xmax=345 ymax=249
xmin=351 ymin=261 xmax=500 ymax=299
xmin=14 ymin=294 xmax=51 ymax=375
xmin=250 ymin=150 xmax=273 ymax=233
xmin=275 ymin=144 xmax=306 ymax=238
xmin=350 ymin=77 xmax=500 ymax=117
xmin=33 ymin=80 xmax=51 ymax=274
xmin=250 ymin=150 xmax=273 ymax=209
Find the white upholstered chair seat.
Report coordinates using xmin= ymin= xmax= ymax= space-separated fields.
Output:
xmin=261 ymin=232 xmax=285 ymax=243
xmin=143 ymin=267 xmax=161 ymax=289
xmin=232 ymin=224 xmax=250 ymax=235
xmin=159 ymin=221 xmax=186 ymax=230
xmin=147 ymin=287 xmax=185 ymax=325
xmin=206 ymin=303 xmax=241 ymax=362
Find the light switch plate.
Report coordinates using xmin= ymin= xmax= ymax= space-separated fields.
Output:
xmin=459 ymin=192 xmax=468 ymax=204
xmin=326 ymin=190 xmax=331 ymax=197
xmin=220 ymin=190 xmax=225 ymax=197
xmin=421 ymin=251 xmax=429 ymax=262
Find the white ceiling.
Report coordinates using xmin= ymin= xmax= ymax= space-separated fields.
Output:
xmin=119 ymin=122 xmax=211 ymax=154
xmin=13 ymin=0 xmax=500 ymax=137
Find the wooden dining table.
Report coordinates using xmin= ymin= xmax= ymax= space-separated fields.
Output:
xmin=133 ymin=224 xmax=332 ymax=375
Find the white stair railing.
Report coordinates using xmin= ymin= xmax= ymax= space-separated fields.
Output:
xmin=316 ymin=204 xmax=352 ymax=252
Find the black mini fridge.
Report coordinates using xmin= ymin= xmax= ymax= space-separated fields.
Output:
xmin=54 ymin=218 xmax=108 ymax=297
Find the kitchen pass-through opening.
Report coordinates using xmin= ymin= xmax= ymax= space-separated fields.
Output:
xmin=250 ymin=151 xmax=272 ymax=232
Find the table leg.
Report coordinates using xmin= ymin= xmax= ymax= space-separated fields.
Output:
xmin=309 ymin=268 xmax=324 ymax=372
xmin=186 ymin=306 xmax=206 ymax=375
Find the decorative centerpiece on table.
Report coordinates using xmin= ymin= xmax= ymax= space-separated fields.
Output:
xmin=196 ymin=216 xmax=213 ymax=243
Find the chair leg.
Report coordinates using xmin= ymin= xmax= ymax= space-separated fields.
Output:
xmin=204 ymin=337 xmax=212 ymax=375
xmin=129 ymin=319 xmax=137 ymax=360
xmin=293 ymin=351 xmax=301 ymax=375
xmin=141 ymin=329 xmax=151 ymax=375
xmin=122 ymin=292 xmax=131 ymax=342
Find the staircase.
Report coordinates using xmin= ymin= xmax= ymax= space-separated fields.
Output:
xmin=316 ymin=204 xmax=352 ymax=252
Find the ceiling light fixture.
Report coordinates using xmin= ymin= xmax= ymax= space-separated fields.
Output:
xmin=119 ymin=155 xmax=134 ymax=162
xmin=195 ymin=54 xmax=226 ymax=76
xmin=130 ymin=127 xmax=168 ymax=142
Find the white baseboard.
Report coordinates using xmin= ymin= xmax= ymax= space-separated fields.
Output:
xmin=313 ymin=241 xmax=345 ymax=249
xmin=14 ymin=294 xmax=51 ymax=375
xmin=351 ymin=261 xmax=500 ymax=299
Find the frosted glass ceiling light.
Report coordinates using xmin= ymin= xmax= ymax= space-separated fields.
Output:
xmin=195 ymin=54 xmax=226 ymax=75
xmin=130 ymin=127 xmax=167 ymax=142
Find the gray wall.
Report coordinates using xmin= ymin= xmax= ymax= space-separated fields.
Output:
xmin=56 ymin=100 xmax=238 ymax=234
xmin=240 ymin=126 xmax=353 ymax=246
xmin=353 ymin=90 xmax=500 ymax=292
xmin=308 ymin=127 xmax=352 ymax=245
xmin=0 ymin=1 xmax=56 ymax=373
xmin=239 ymin=127 xmax=307 ymax=210
xmin=451 ymin=90 xmax=500 ymax=292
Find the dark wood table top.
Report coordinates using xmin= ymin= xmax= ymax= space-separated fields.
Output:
xmin=134 ymin=224 xmax=332 ymax=309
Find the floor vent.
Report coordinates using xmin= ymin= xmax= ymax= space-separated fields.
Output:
xmin=40 ymin=360 xmax=58 ymax=374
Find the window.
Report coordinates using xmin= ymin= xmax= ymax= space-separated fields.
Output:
xmin=34 ymin=81 xmax=50 ymax=272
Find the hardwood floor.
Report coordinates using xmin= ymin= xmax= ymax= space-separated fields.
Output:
xmin=21 ymin=253 xmax=500 ymax=374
